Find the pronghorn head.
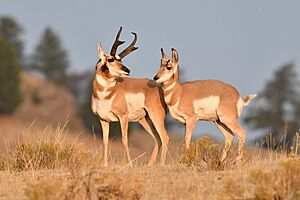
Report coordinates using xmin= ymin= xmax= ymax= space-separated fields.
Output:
xmin=96 ymin=27 xmax=138 ymax=78
xmin=153 ymin=48 xmax=179 ymax=83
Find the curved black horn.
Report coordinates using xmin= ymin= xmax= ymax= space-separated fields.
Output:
xmin=110 ymin=27 xmax=125 ymax=56
xmin=118 ymin=32 xmax=138 ymax=59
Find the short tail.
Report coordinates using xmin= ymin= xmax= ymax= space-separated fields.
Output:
xmin=243 ymin=94 xmax=257 ymax=106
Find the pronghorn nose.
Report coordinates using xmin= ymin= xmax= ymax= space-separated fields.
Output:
xmin=123 ymin=67 xmax=130 ymax=74
xmin=153 ymin=75 xmax=159 ymax=81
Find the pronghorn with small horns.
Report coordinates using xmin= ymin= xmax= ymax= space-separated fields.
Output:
xmin=153 ymin=48 xmax=256 ymax=163
xmin=92 ymin=28 xmax=169 ymax=167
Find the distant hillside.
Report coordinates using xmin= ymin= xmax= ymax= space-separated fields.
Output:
xmin=0 ymin=72 xmax=85 ymax=149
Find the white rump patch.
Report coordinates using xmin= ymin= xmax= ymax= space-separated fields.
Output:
xmin=193 ymin=96 xmax=220 ymax=120
xmin=237 ymin=97 xmax=244 ymax=116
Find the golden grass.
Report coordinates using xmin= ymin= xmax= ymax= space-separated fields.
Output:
xmin=0 ymin=123 xmax=299 ymax=200
xmin=180 ymin=136 xmax=238 ymax=170
xmin=24 ymin=169 xmax=142 ymax=200
xmin=0 ymin=121 xmax=94 ymax=171
xmin=223 ymin=159 xmax=300 ymax=200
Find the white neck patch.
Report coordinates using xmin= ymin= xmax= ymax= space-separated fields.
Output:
xmin=96 ymin=74 xmax=116 ymax=88
xmin=163 ymin=81 xmax=176 ymax=91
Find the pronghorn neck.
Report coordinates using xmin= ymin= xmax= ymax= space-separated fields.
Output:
xmin=96 ymin=73 xmax=116 ymax=88
xmin=162 ymin=78 xmax=181 ymax=105
xmin=163 ymin=79 xmax=180 ymax=90
xmin=93 ymin=68 xmax=116 ymax=100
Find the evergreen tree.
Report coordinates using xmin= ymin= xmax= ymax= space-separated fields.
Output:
xmin=244 ymin=62 xmax=299 ymax=146
xmin=0 ymin=16 xmax=23 ymax=62
xmin=31 ymin=27 xmax=69 ymax=85
xmin=0 ymin=36 xmax=22 ymax=114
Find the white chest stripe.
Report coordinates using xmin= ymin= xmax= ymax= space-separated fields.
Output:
xmin=95 ymin=94 xmax=118 ymax=121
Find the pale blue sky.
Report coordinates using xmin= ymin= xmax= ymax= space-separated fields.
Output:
xmin=1 ymin=0 xmax=300 ymax=139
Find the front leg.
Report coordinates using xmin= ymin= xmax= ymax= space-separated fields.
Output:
xmin=99 ymin=119 xmax=110 ymax=167
xmin=119 ymin=116 xmax=132 ymax=166
xmin=184 ymin=118 xmax=197 ymax=150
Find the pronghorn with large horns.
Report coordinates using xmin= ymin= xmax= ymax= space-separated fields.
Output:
xmin=153 ymin=48 xmax=256 ymax=163
xmin=91 ymin=28 xmax=169 ymax=167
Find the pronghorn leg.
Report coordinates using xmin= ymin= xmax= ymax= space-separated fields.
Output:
xmin=219 ymin=118 xmax=246 ymax=163
xmin=138 ymin=117 xmax=161 ymax=166
xmin=147 ymin=111 xmax=169 ymax=166
xmin=99 ymin=119 xmax=110 ymax=167
xmin=214 ymin=120 xmax=235 ymax=163
xmin=184 ymin=118 xmax=197 ymax=150
xmin=119 ymin=116 xmax=132 ymax=166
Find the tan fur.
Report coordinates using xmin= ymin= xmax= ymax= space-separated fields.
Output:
xmin=154 ymin=48 xmax=256 ymax=163
xmin=92 ymin=43 xmax=169 ymax=167
xmin=93 ymin=77 xmax=163 ymax=123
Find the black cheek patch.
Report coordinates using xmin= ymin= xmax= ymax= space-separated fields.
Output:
xmin=101 ymin=64 xmax=109 ymax=72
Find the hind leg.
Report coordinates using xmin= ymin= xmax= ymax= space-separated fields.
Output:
xmin=214 ymin=120 xmax=235 ymax=163
xmin=219 ymin=117 xmax=246 ymax=163
xmin=138 ymin=117 xmax=161 ymax=166
xmin=147 ymin=110 xmax=169 ymax=166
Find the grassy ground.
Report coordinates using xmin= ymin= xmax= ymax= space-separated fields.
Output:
xmin=0 ymin=124 xmax=299 ymax=200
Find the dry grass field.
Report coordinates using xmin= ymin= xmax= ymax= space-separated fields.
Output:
xmin=0 ymin=121 xmax=299 ymax=200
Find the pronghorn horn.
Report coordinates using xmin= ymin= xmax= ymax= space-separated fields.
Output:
xmin=118 ymin=32 xmax=138 ymax=59
xmin=110 ymin=27 xmax=125 ymax=56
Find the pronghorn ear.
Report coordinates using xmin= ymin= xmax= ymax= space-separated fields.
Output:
xmin=171 ymin=48 xmax=178 ymax=63
xmin=97 ymin=43 xmax=106 ymax=61
xmin=161 ymin=48 xmax=169 ymax=61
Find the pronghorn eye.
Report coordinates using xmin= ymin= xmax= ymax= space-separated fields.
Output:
xmin=166 ymin=67 xmax=172 ymax=70
xmin=107 ymin=58 xmax=114 ymax=62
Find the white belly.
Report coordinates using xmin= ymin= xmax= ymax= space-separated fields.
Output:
xmin=168 ymin=96 xmax=220 ymax=123
xmin=125 ymin=93 xmax=146 ymax=121
xmin=95 ymin=98 xmax=118 ymax=122
xmin=193 ymin=96 xmax=220 ymax=120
